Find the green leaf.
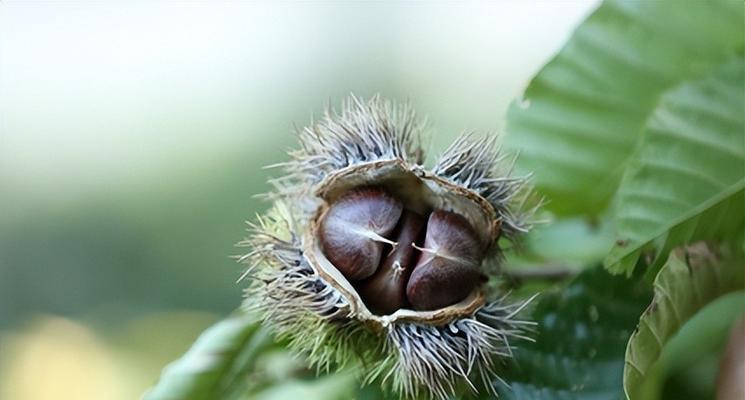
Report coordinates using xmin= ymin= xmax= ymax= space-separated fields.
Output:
xmin=606 ymin=57 xmax=745 ymax=274
xmin=495 ymin=265 xmax=652 ymax=400
xmin=623 ymin=244 xmax=745 ymax=400
xmin=253 ymin=373 xmax=357 ymax=400
xmin=144 ymin=311 xmax=277 ymax=400
xmin=505 ymin=0 xmax=744 ymax=216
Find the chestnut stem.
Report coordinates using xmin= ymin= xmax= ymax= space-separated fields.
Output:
xmin=411 ymin=243 xmax=472 ymax=265
xmin=347 ymin=224 xmax=398 ymax=247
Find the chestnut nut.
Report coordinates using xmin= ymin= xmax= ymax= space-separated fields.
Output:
xmin=357 ymin=210 xmax=426 ymax=315
xmin=319 ymin=187 xmax=402 ymax=281
xmin=406 ymin=211 xmax=487 ymax=311
xmin=318 ymin=187 xmax=487 ymax=314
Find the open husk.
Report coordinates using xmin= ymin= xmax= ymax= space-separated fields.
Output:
xmin=241 ymin=95 xmax=536 ymax=399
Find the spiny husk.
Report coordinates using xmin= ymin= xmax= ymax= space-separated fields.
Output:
xmin=241 ymin=95 xmax=536 ymax=399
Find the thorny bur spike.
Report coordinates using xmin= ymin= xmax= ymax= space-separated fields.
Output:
xmin=241 ymin=95 xmax=537 ymax=399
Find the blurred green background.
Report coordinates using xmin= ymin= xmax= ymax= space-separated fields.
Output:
xmin=0 ymin=2 xmax=598 ymax=399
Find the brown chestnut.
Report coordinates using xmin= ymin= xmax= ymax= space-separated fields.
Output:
xmin=406 ymin=210 xmax=486 ymax=310
xmin=356 ymin=210 xmax=426 ymax=314
xmin=319 ymin=187 xmax=403 ymax=281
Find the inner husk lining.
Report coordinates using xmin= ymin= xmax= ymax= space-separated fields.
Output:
xmin=304 ymin=160 xmax=500 ymax=327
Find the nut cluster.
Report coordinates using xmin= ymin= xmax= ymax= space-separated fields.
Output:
xmin=319 ymin=186 xmax=487 ymax=314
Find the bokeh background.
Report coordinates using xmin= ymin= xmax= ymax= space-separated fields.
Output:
xmin=0 ymin=2 xmax=602 ymax=399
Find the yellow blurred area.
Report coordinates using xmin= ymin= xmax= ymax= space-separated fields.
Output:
xmin=0 ymin=317 xmax=128 ymax=400
xmin=0 ymin=313 xmax=217 ymax=400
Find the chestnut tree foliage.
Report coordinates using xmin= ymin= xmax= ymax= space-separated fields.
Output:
xmin=147 ymin=1 xmax=744 ymax=399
